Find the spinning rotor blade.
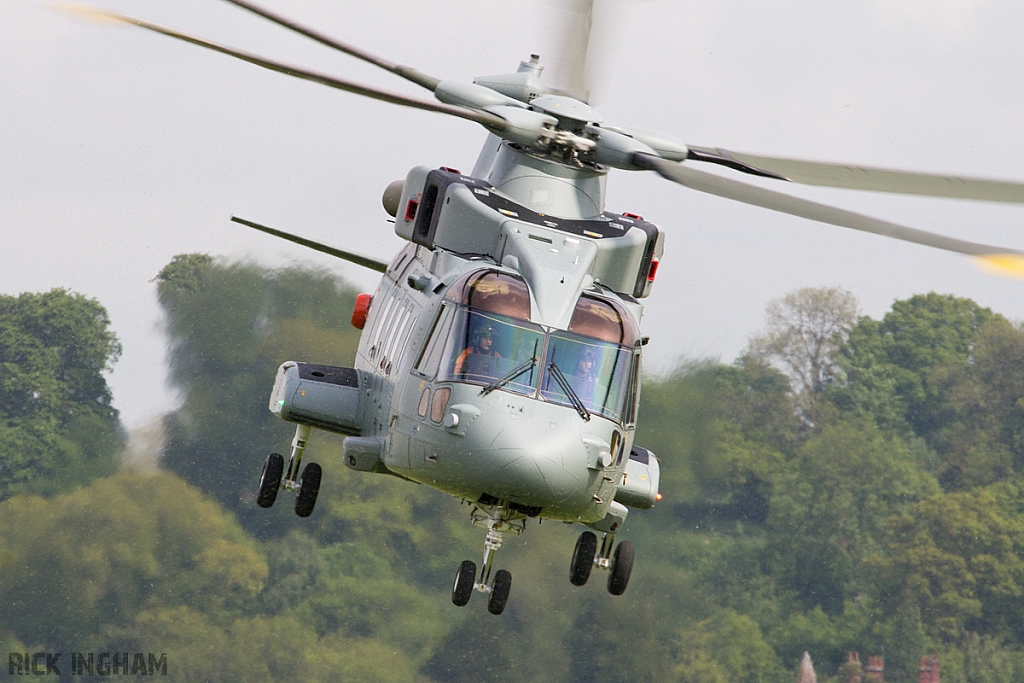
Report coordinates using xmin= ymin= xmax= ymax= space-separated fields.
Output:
xmin=232 ymin=216 xmax=388 ymax=273
xmin=545 ymin=0 xmax=595 ymax=103
xmin=633 ymin=153 xmax=1024 ymax=277
xmin=217 ymin=0 xmax=440 ymax=91
xmin=57 ymin=4 xmax=502 ymax=128
xmin=686 ymin=146 xmax=1024 ymax=203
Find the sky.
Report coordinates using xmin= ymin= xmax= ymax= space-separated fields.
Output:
xmin=2 ymin=0 xmax=1024 ymax=430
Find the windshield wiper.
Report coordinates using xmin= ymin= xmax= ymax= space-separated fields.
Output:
xmin=481 ymin=357 xmax=537 ymax=396
xmin=547 ymin=361 xmax=591 ymax=422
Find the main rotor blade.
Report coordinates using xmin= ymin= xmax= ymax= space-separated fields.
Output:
xmin=687 ymin=146 xmax=1024 ymax=204
xmin=232 ymin=216 xmax=388 ymax=273
xmin=633 ymin=153 xmax=1024 ymax=276
xmin=216 ymin=0 xmax=440 ymax=91
xmin=60 ymin=5 xmax=501 ymax=128
xmin=545 ymin=0 xmax=595 ymax=103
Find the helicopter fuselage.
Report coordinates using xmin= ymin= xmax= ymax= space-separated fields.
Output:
xmin=269 ymin=147 xmax=663 ymax=531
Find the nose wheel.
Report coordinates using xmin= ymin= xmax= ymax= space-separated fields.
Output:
xmin=451 ymin=505 xmax=524 ymax=615
xmin=568 ymin=530 xmax=635 ymax=596
xmin=255 ymin=424 xmax=321 ymax=517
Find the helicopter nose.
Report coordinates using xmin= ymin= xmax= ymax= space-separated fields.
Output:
xmin=460 ymin=417 xmax=590 ymax=508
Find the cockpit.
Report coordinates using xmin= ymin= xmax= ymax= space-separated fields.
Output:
xmin=414 ymin=270 xmax=641 ymax=425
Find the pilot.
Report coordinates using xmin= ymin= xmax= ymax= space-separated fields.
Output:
xmin=454 ymin=326 xmax=502 ymax=379
xmin=572 ymin=348 xmax=599 ymax=405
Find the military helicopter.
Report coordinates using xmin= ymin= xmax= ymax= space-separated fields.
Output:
xmin=65 ymin=0 xmax=1024 ymax=616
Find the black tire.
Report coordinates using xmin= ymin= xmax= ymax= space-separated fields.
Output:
xmin=608 ymin=540 xmax=635 ymax=596
xmin=256 ymin=453 xmax=284 ymax=508
xmin=452 ymin=560 xmax=476 ymax=607
xmin=488 ymin=569 xmax=512 ymax=615
xmin=294 ymin=462 xmax=322 ymax=518
xmin=570 ymin=531 xmax=598 ymax=586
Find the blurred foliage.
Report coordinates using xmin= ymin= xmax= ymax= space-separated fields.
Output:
xmin=155 ymin=255 xmax=362 ymax=534
xmin=766 ymin=418 xmax=939 ymax=614
xmin=0 ymin=288 xmax=123 ymax=500
xmin=8 ymin=268 xmax=1024 ymax=682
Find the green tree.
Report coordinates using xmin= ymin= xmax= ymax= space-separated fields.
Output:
xmin=0 ymin=289 xmax=123 ymax=499
xmin=958 ymin=631 xmax=1024 ymax=683
xmin=866 ymin=481 xmax=1024 ymax=641
xmin=673 ymin=609 xmax=787 ymax=683
xmin=888 ymin=601 xmax=927 ymax=683
xmin=936 ymin=319 xmax=1024 ymax=489
xmin=636 ymin=359 xmax=797 ymax=522
xmin=832 ymin=293 xmax=1000 ymax=441
xmin=746 ymin=286 xmax=858 ymax=407
xmin=767 ymin=418 xmax=938 ymax=614
xmin=0 ymin=471 xmax=266 ymax=649
xmin=155 ymin=255 xmax=362 ymax=533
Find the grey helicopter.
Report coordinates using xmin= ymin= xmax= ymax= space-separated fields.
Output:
xmin=65 ymin=0 xmax=1024 ymax=616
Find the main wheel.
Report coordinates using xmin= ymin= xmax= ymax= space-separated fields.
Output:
xmin=294 ymin=462 xmax=322 ymax=518
xmin=608 ymin=540 xmax=635 ymax=596
xmin=452 ymin=560 xmax=476 ymax=607
xmin=256 ymin=453 xmax=284 ymax=508
xmin=570 ymin=531 xmax=598 ymax=586
xmin=488 ymin=569 xmax=512 ymax=615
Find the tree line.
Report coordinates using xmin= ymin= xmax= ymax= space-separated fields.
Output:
xmin=1 ymin=257 xmax=1023 ymax=682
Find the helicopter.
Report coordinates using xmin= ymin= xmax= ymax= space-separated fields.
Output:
xmin=62 ymin=0 xmax=1024 ymax=616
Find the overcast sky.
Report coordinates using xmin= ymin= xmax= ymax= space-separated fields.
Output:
xmin=3 ymin=0 xmax=1024 ymax=429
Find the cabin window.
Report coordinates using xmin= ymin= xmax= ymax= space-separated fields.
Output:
xmin=430 ymin=387 xmax=451 ymax=423
xmin=417 ymin=388 xmax=430 ymax=418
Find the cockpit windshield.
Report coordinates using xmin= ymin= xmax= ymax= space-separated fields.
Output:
xmin=438 ymin=309 xmax=543 ymax=393
xmin=540 ymin=333 xmax=634 ymax=423
xmin=417 ymin=270 xmax=640 ymax=424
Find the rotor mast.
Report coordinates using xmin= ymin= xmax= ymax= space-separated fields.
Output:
xmin=470 ymin=56 xmax=609 ymax=220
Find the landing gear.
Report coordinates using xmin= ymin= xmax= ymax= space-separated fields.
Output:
xmin=256 ymin=453 xmax=284 ymax=508
xmin=488 ymin=569 xmax=512 ymax=615
xmin=452 ymin=560 xmax=476 ymax=607
xmin=256 ymin=424 xmax=322 ymax=518
xmin=608 ymin=540 xmax=635 ymax=596
xmin=569 ymin=531 xmax=597 ymax=586
xmin=569 ymin=530 xmax=635 ymax=596
xmin=294 ymin=462 xmax=322 ymax=518
xmin=451 ymin=504 xmax=525 ymax=615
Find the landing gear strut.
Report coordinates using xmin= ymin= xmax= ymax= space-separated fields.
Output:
xmin=568 ymin=530 xmax=635 ymax=596
xmin=255 ymin=424 xmax=321 ymax=518
xmin=451 ymin=505 xmax=525 ymax=615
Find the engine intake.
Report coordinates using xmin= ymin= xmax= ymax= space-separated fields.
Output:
xmin=269 ymin=362 xmax=367 ymax=436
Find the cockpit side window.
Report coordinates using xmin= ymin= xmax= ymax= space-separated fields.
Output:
xmin=415 ymin=303 xmax=456 ymax=379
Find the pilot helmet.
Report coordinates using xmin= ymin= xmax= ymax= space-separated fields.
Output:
xmin=473 ymin=325 xmax=497 ymax=346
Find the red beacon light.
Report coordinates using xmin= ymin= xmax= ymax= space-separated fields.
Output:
xmin=351 ymin=293 xmax=372 ymax=329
